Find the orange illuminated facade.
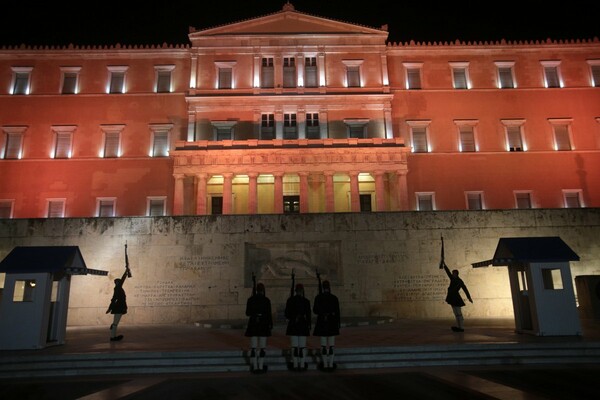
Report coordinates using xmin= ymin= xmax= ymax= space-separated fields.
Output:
xmin=1 ymin=3 xmax=600 ymax=218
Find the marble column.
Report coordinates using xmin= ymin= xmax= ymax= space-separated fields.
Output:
xmin=299 ymin=172 xmax=309 ymax=213
xmin=374 ymin=171 xmax=386 ymax=212
xmin=396 ymin=170 xmax=409 ymax=211
xmin=195 ymin=173 xmax=208 ymax=215
xmin=273 ymin=172 xmax=284 ymax=214
xmin=324 ymin=171 xmax=335 ymax=213
xmin=173 ymin=173 xmax=185 ymax=215
xmin=349 ymin=171 xmax=360 ymax=212
xmin=247 ymin=172 xmax=259 ymax=214
xmin=222 ymin=173 xmax=233 ymax=214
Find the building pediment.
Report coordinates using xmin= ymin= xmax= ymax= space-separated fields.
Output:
xmin=189 ymin=3 xmax=387 ymax=43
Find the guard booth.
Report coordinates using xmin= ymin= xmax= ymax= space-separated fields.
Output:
xmin=472 ymin=237 xmax=581 ymax=336
xmin=0 ymin=246 xmax=107 ymax=350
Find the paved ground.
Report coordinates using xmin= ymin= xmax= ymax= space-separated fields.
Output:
xmin=1 ymin=317 xmax=600 ymax=399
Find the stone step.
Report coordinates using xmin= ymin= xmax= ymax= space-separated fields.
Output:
xmin=2 ymin=341 xmax=600 ymax=378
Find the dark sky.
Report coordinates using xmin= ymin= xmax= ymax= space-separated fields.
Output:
xmin=2 ymin=0 xmax=599 ymax=46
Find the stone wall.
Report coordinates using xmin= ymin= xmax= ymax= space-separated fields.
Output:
xmin=1 ymin=208 xmax=599 ymax=326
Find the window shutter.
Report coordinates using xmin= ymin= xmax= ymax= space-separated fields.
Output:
xmin=545 ymin=66 xmax=560 ymax=88
xmin=499 ymin=67 xmax=514 ymax=88
xmin=218 ymin=68 xmax=232 ymax=89
xmin=157 ymin=70 xmax=171 ymax=92
xmin=283 ymin=58 xmax=296 ymax=88
xmin=261 ymin=58 xmax=274 ymax=88
xmin=459 ymin=126 xmax=475 ymax=152
xmin=48 ymin=200 xmax=64 ymax=218
xmin=407 ymin=68 xmax=421 ymax=89
xmin=110 ymin=72 xmax=124 ymax=93
xmin=507 ymin=126 xmax=523 ymax=151
xmin=516 ymin=193 xmax=532 ymax=209
xmin=62 ymin=73 xmax=77 ymax=94
xmin=5 ymin=133 xmax=21 ymax=159
xmin=347 ymin=66 xmax=360 ymax=87
xmin=467 ymin=193 xmax=482 ymax=210
xmin=14 ymin=73 xmax=29 ymax=94
xmin=55 ymin=132 xmax=71 ymax=158
xmin=453 ymin=68 xmax=467 ymax=89
xmin=418 ymin=194 xmax=433 ymax=211
xmin=153 ymin=131 xmax=168 ymax=157
xmin=104 ymin=132 xmax=120 ymax=158
xmin=565 ymin=192 xmax=581 ymax=208
xmin=99 ymin=200 xmax=114 ymax=217
xmin=554 ymin=125 xmax=571 ymax=150
xmin=149 ymin=199 xmax=165 ymax=216
xmin=412 ymin=127 xmax=428 ymax=152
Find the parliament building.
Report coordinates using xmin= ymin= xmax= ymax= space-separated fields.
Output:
xmin=1 ymin=3 xmax=600 ymax=220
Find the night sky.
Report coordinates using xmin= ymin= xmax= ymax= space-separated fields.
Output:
xmin=1 ymin=0 xmax=599 ymax=46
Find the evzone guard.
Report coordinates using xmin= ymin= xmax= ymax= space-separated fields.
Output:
xmin=244 ymin=273 xmax=273 ymax=373
xmin=285 ymin=270 xmax=312 ymax=371
xmin=313 ymin=270 xmax=340 ymax=371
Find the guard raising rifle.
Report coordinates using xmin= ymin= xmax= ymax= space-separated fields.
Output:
xmin=312 ymin=270 xmax=340 ymax=371
xmin=244 ymin=272 xmax=273 ymax=374
xmin=106 ymin=242 xmax=132 ymax=342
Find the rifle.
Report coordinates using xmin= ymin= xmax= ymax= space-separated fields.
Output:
xmin=439 ymin=236 xmax=445 ymax=269
xmin=125 ymin=242 xmax=132 ymax=278
xmin=252 ymin=272 xmax=257 ymax=296
xmin=316 ymin=269 xmax=322 ymax=294
xmin=290 ymin=269 xmax=295 ymax=297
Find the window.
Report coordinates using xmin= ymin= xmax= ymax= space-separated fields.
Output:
xmin=52 ymin=126 xmax=75 ymax=159
xmin=283 ymin=113 xmax=297 ymax=139
xmin=541 ymin=61 xmax=561 ymax=88
xmin=155 ymin=65 xmax=174 ymax=93
xmin=211 ymin=196 xmax=223 ymax=215
xmin=549 ymin=119 xmax=573 ymax=151
xmin=306 ymin=112 xmax=320 ymax=139
xmin=407 ymin=120 xmax=430 ymax=153
xmin=588 ymin=60 xmax=600 ymax=87
xmin=514 ymin=191 xmax=532 ymax=209
xmin=283 ymin=57 xmax=296 ymax=88
xmin=149 ymin=124 xmax=172 ymax=157
xmin=450 ymin=62 xmax=469 ymax=89
xmin=47 ymin=199 xmax=65 ymax=218
xmin=344 ymin=119 xmax=368 ymax=139
xmin=147 ymin=197 xmax=166 ymax=216
xmin=211 ymin=121 xmax=236 ymax=141
xmin=304 ymin=57 xmax=318 ymax=88
xmin=261 ymin=113 xmax=275 ymax=140
xmin=0 ymin=200 xmax=14 ymax=218
xmin=563 ymin=190 xmax=582 ymax=208
xmin=456 ymin=121 xmax=477 ymax=152
xmin=60 ymin=67 xmax=80 ymax=94
xmin=108 ymin=66 xmax=128 ymax=94
xmin=13 ymin=280 xmax=36 ymax=302
xmin=416 ymin=193 xmax=434 ymax=211
xmin=11 ymin=67 xmax=32 ymax=95
xmin=359 ymin=194 xmax=372 ymax=212
xmin=495 ymin=61 xmax=516 ymax=88
xmin=502 ymin=119 xmax=525 ymax=151
xmin=343 ymin=60 xmax=363 ymax=88
xmin=542 ymin=269 xmax=564 ymax=290
xmin=215 ymin=61 xmax=235 ymax=89
xmin=404 ymin=63 xmax=423 ymax=89
xmin=283 ymin=195 xmax=300 ymax=214
xmin=466 ymin=192 xmax=483 ymax=210
xmin=261 ymin=57 xmax=274 ymax=88
xmin=2 ymin=126 xmax=26 ymax=159
xmin=100 ymin=125 xmax=124 ymax=158
xmin=97 ymin=198 xmax=116 ymax=217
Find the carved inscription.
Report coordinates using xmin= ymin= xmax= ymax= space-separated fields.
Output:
xmin=393 ymin=274 xmax=448 ymax=301
xmin=357 ymin=252 xmax=402 ymax=265
xmin=175 ymin=255 xmax=230 ymax=271
xmin=133 ymin=280 xmax=200 ymax=306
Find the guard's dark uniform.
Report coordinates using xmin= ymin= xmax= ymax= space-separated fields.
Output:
xmin=285 ymin=294 xmax=311 ymax=336
xmin=313 ymin=291 xmax=340 ymax=336
xmin=245 ymin=293 xmax=273 ymax=337
xmin=108 ymin=282 xmax=127 ymax=315
xmin=444 ymin=264 xmax=471 ymax=307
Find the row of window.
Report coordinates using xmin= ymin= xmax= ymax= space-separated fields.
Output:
xmin=0 ymin=197 xmax=167 ymax=219
xmin=416 ymin=190 xmax=584 ymax=210
xmin=408 ymin=118 xmax=580 ymax=153
xmin=1 ymin=124 xmax=171 ymax=159
xmin=0 ymin=189 xmax=584 ymax=219
xmin=8 ymin=58 xmax=600 ymax=94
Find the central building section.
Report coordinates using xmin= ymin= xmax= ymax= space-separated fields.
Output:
xmin=171 ymin=5 xmax=408 ymax=215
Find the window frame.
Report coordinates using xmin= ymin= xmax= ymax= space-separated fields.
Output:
xmin=548 ymin=118 xmax=573 ymax=151
xmin=455 ymin=120 xmax=478 ymax=152
xmin=261 ymin=57 xmax=274 ymax=89
xmin=283 ymin=112 xmax=298 ymax=139
xmin=514 ymin=191 xmax=533 ymax=209
xmin=343 ymin=60 xmax=363 ymax=88
xmin=154 ymin=65 xmax=175 ymax=93
xmin=0 ymin=199 xmax=15 ymax=219
xmin=283 ymin=57 xmax=297 ymax=88
xmin=60 ymin=66 xmax=81 ymax=94
xmin=501 ymin=119 xmax=526 ymax=152
xmin=416 ymin=192 xmax=435 ymax=211
xmin=214 ymin=61 xmax=235 ymax=90
xmin=449 ymin=62 xmax=470 ymax=89
xmin=96 ymin=197 xmax=116 ymax=217
xmin=100 ymin=125 xmax=125 ymax=158
xmin=304 ymin=56 xmax=318 ymax=88
xmin=305 ymin=111 xmax=320 ymax=139
xmin=587 ymin=59 xmax=600 ymax=87
xmin=11 ymin=67 xmax=33 ymax=95
xmin=149 ymin=123 xmax=172 ymax=157
xmin=46 ymin=198 xmax=66 ymax=218
xmin=495 ymin=61 xmax=516 ymax=89
xmin=344 ymin=119 xmax=369 ymax=139
xmin=51 ymin=125 xmax=76 ymax=159
xmin=147 ymin=196 xmax=167 ymax=216
xmin=1 ymin=126 xmax=26 ymax=159
xmin=107 ymin=66 xmax=128 ymax=94
xmin=403 ymin=62 xmax=423 ymax=90
xmin=465 ymin=191 xmax=484 ymax=210
xmin=211 ymin=121 xmax=237 ymax=141
xmin=260 ymin=113 xmax=275 ymax=140
xmin=540 ymin=60 xmax=562 ymax=88
xmin=406 ymin=120 xmax=431 ymax=153
xmin=563 ymin=190 xmax=583 ymax=208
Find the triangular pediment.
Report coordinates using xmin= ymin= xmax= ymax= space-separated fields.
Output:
xmin=189 ymin=4 xmax=386 ymax=38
